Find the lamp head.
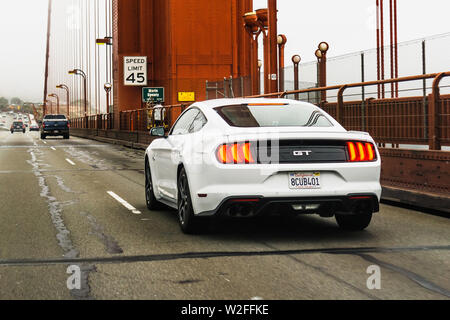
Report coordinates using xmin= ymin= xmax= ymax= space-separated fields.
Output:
xmin=243 ymin=12 xmax=259 ymax=33
xmin=255 ymin=8 xmax=269 ymax=28
xmin=292 ymin=55 xmax=301 ymax=64
xmin=104 ymin=83 xmax=112 ymax=92
xmin=277 ymin=34 xmax=287 ymax=46
xmin=318 ymin=41 xmax=329 ymax=53
xmin=315 ymin=49 xmax=323 ymax=59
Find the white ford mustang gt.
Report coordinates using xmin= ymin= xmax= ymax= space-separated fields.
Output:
xmin=145 ymin=98 xmax=381 ymax=234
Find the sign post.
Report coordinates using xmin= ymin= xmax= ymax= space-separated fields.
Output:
xmin=142 ymin=87 xmax=165 ymax=130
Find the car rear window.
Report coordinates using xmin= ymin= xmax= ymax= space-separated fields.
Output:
xmin=44 ymin=115 xmax=67 ymax=120
xmin=214 ymin=104 xmax=333 ymax=128
xmin=44 ymin=121 xmax=67 ymax=126
xmin=13 ymin=122 xmax=23 ymax=126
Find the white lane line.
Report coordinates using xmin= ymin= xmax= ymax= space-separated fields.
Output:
xmin=50 ymin=147 xmax=56 ymax=151
xmin=107 ymin=191 xmax=142 ymax=215
xmin=66 ymin=158 xmax=76 ymax=166
xmin=43 ymin=141 xmax=47 ymax=144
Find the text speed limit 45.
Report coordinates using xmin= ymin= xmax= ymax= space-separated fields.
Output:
xmin=124 ymin=56 xmax=148 ymax=86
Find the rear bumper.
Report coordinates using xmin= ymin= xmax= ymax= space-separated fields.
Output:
xmin=42 ymin=129 xmax=69 ymax=136
xmin=197 ymin=194 xmax=380 ymax=217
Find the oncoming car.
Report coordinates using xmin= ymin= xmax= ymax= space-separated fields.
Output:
xmin=144 ymin=98 xmax=381 ymax=234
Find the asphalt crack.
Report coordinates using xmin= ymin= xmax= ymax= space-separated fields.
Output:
xmin=0 ymin=245 xmax=448 ymax=267
xmin=80 ymin=212 xmax=124 ymax=254
xmin=27 ymin=145 xmax=95 ymax=300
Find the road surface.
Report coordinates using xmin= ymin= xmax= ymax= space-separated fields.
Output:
xmin=0 ymin=129 xmax=449 ymax=300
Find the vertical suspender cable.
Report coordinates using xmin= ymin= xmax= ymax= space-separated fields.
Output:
xmin=43 ymin=0 xmax=53 ymax=114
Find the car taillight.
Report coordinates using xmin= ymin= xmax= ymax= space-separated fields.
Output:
xmin=216 ymin=142 xmax=256 ymax=164
xmin=346 ymin=142 xmax=377 ymax=162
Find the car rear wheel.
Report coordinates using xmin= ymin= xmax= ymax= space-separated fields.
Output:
xmin=336 ymin=201 xmax=373 ymax=231
xmin=41 ymin=134 xmax=46 ymax=140
xmin=145 ymin=161 xmax=162 ymax=210
xmin=177 ymin=167 xmax=205 ymax=234
xmin=64 ymin=134 xmax=70 ymax=139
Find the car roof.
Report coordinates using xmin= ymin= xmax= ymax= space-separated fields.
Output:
xmin=188 ymin=98 xmax=342 ymax=129
xmin=193 ymin=98 xmax=309 ymax=110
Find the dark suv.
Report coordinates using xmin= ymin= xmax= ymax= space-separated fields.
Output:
xmin=40 ymin=115 xmax=70 ymax=140
xmin=11 ymin=121 xmax=25 ymax=134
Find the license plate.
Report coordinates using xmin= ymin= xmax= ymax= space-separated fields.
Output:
xmin=54 ymin=130 xmax=59 ymax=133
xmin=289 ymin=172 xmax=321 ymax=189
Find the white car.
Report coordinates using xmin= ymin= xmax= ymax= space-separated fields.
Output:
xmin=145 ymin=98 xmax=381 ymax=234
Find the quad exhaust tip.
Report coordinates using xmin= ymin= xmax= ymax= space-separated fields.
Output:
xmin=292 ymin=204 xmax=320 ymax=211
xmin=228 ymin=203 xmax=256 ymax=218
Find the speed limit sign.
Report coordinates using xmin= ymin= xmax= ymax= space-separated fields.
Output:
xmin=124 ymin=56 xmax=147 ymax=86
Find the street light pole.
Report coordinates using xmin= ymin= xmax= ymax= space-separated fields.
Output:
xmin=268 ymin=0 xmax=279 ymax=93
xmin=45 ymin=100 xmax=53 ymax=115
xmin=257 ymin=60 xmax=262 ymax=95
xmin=69 ymin=69 xmax=87 ymax=128
xmin=316 ymin=42 xmax=329 ymax=104
xmin=256 ymin=9 xmax=270 ymax=94
xmin=277 ymin=35 xmax=287 ymax=92
xmin=104 ymin=83 xmax=112 ymax=129
xmin=56 ymin=84 xmax=70 ymax=119
xmin=48 ymin=94 xmax=59 ymax=114
xmin=243 ymin=12 xmax=262 ymax=96
xmin=292 ymin=55 xmax=301 ymax=100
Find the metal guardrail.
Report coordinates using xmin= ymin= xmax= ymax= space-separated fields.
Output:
xmin=71 ymin=72 xmax=450 ymax=150
xmin=248 ymin=72 xmax=450 ymax=150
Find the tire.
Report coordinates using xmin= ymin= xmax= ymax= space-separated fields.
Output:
xmin=64 ymin=134 xmax=70 ymax=140
xmin=336 ymin=201 xmax=373 ymax=231
xmin=177 ymin=167 xmax=206 ymax=234
xmin=145 ymin=160 xmax=162 ymax=210
xmin=41 ymin=134 xmax=46 ymax=140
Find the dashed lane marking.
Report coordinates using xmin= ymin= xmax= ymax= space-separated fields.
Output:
xmin=66 ymin=158 xmax=76 ymax=166
xmin=107 ymin=191 xmax=142 ymax=215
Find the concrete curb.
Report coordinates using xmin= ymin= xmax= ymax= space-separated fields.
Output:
xmin=71 ymin=131 xmax=148 ymax=150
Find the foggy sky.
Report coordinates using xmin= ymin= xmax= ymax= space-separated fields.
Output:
xmin=0 ymin=0 xmax=449 ymax=103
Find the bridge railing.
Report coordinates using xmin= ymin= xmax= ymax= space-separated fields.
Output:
xmin=248 ymin=72 xmax=450 ymax=150
xmin=70 ymin=72 xmax=450 ymax=150
xmin=117 ymin=104 xmax=189 ymax=132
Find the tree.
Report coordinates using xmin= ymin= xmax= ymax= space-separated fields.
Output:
xmin=0 ymin=97 xmax=8 ymax=111
xmin=10 ymin=97 xmax=23 ymax=106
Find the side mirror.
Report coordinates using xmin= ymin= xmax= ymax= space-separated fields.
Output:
xmin=150 ymin=127 xmax=166 ymax=137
